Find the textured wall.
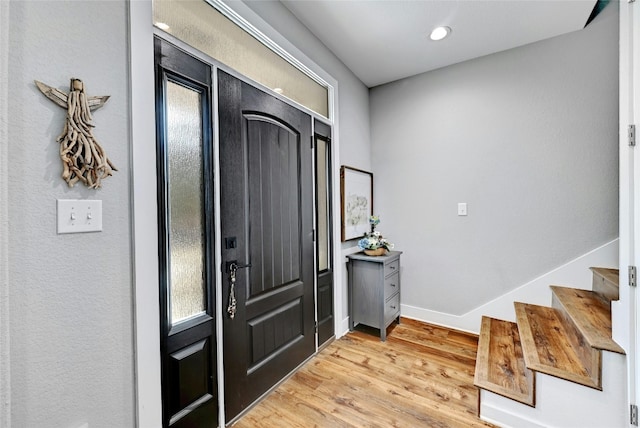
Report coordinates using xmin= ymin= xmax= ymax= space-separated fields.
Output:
xmin=1 ymin=0 xmax=10 ymax=425
xmin=370 ymin=3 xmax=619 ymax=315
xmin=7 ymin=1 xmax=135 ymax=426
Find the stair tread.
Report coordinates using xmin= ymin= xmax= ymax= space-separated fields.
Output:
xmin=514 ymin=302 xmax=601 ymax=390
xmin=474 ymin=316 xmax=535 ymax=406
xmin=551 ymin=286 xmax=625 ymax=354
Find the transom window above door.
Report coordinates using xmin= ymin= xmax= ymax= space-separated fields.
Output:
xmin=152 ymin=0 xmax=330 ymax=118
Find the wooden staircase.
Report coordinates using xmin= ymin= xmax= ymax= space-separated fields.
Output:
xmin=474 ymin=267 xmax=625 ymax=423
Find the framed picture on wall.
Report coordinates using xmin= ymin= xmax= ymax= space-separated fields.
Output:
xmin=340 ymin=166 xmax=373 ymax=241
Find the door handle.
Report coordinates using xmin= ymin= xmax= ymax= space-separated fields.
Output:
xmin=226 ymin=261 xmax=251 ymax=320
xmin=224 ymin=260 xmax=251 ymax=273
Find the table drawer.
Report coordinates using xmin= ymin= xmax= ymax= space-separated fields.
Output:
xmin=384 ymin=259 xmax=399 ymax=278
xmin=384 ymin=273 xmax=400 ymax=301
xmin=384 ymin=293 xmax=400 ymax=324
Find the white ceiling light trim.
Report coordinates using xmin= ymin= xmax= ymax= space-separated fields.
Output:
xmin=430 ymin=26 xmax=451 ymax=41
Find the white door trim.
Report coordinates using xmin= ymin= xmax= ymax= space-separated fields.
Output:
xmin=129 ymin=1 xmax=163 ymax=427
xmin=632 ymin=0 xmax=640 ymax=418
xmin=618 ymin=1 xmax=639 ymax=424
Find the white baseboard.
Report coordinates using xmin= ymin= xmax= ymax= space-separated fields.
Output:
xmin=401 ymin=239 xmax=619 ymax=334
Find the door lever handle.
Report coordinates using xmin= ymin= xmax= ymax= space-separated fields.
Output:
xmin=224 ymin=260 xmax=252 ymax=273
xmin=226 ymin=260 xmax=252 ymax=320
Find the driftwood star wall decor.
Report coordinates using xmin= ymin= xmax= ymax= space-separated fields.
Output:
xmin=36 ymin=78 xmax=117 ymax=189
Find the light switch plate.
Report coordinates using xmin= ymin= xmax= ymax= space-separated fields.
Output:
xmin=458 ymin=202 xmax=468 ymax=216
xmin=57 ymin=199 xmax=103 ymax=234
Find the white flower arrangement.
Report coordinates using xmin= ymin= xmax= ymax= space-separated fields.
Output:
xmin=358 ymin=216 xmax=394 ymax=251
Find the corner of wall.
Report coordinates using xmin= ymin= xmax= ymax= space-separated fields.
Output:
xmin=129 ymin=1 xmax=163 ymax=427
xmin=401 ymin=239 xmax=619 ymax=334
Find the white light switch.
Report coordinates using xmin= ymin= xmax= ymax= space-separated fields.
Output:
xmin=57 ymin=199 xmax=103 ymax=234
xmin=458 ymin=202 xmax=468 ymax=216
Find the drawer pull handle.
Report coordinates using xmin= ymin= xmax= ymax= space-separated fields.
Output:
xmin=390 ymin=283 xmax=396 ymax=287
xmin=389 ymin=266 xmax=396 ymax=270
xmin=390 ymin=305 xmax=396 ymax=309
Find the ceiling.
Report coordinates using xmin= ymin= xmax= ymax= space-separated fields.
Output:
xmin=280 ymin=0 xmax=598 ymax=88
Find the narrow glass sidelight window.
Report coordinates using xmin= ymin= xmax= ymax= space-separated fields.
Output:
xmin=153 ymin=0 xmax=329 ymax=118
xmin=165 ymin=80 xmax=206 ymax=325
xmin=316 ymin=136 xmax=331 ymax=272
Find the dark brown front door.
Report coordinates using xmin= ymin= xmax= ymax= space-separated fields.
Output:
xmin=218 ymin=70 xmax=315 ymax=422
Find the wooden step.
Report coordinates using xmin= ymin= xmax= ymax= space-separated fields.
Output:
xmin=514 ymin=302 xmax=601 ymax=390
xmin=551 ymin=286 xmax=625 ymax=354
xmin=590 ymin=267 xmax=619 ymax=301
xmin=474 ymin=316 xmax=535 ymax=406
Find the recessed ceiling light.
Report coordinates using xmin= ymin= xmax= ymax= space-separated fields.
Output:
xmin=274 ymin=87 xmax=284 ymax=94
xmin=430 ymin=26 xmax=451 ymax=41
xmin=156 ymin=22 xmax=170 ymax=31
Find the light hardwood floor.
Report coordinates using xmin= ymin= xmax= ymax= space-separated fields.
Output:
xmin=232 ymin=318 xmax=496 ymax=427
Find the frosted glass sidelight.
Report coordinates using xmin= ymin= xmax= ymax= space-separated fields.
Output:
xmin=316 ymin=137 xmax=330 ymax=272
xmin=166 ymin=81 xmax=206 ymax=325
xmin=153 ymin=0 xmax=329 ymax=118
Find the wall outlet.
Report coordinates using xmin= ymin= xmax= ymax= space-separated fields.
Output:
xmin=57 ymin=199 xmax=103 ymax=234
xmin=458 ymin=203 xmax=468 ymax=216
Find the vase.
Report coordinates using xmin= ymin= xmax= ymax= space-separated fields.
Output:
xmin=364 ymin=248 xmax=386 ymax=256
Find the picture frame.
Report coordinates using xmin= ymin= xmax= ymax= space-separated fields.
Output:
xmin=340 ymin=166 xmax=373 ymax=242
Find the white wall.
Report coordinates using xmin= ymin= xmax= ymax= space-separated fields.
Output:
xmin=403 ymin=239 xmax=618 ymax=333
xmin=370 ymin=3 xmax=619 ymax=317
xmin=6 ymin=1 xmax=135 ymax=426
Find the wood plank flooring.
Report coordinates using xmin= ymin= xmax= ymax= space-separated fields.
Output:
xmin=232 ymin=318 xmax=495 ymax=428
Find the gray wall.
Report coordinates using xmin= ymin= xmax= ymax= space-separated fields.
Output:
xmin=370 ymin=3 xmax=619 ymax=315
xmin=6 ymin=1 xmax=135 ymax=426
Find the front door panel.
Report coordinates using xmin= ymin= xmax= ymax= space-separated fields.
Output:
xmin=314 ymin=120 xmax=335 ymax=346
xmin=218 ymin=70 xmax=315 ymax=422
xmin=155 ymin=38 xmax=217 ymax=428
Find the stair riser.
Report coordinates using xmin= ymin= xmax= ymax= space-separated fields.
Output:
xmin=591 ymin=269 xmax=619 ymax=301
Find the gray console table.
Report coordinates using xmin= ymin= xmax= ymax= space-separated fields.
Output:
xmin=347 ymin=250 xmax=402 ymax=341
